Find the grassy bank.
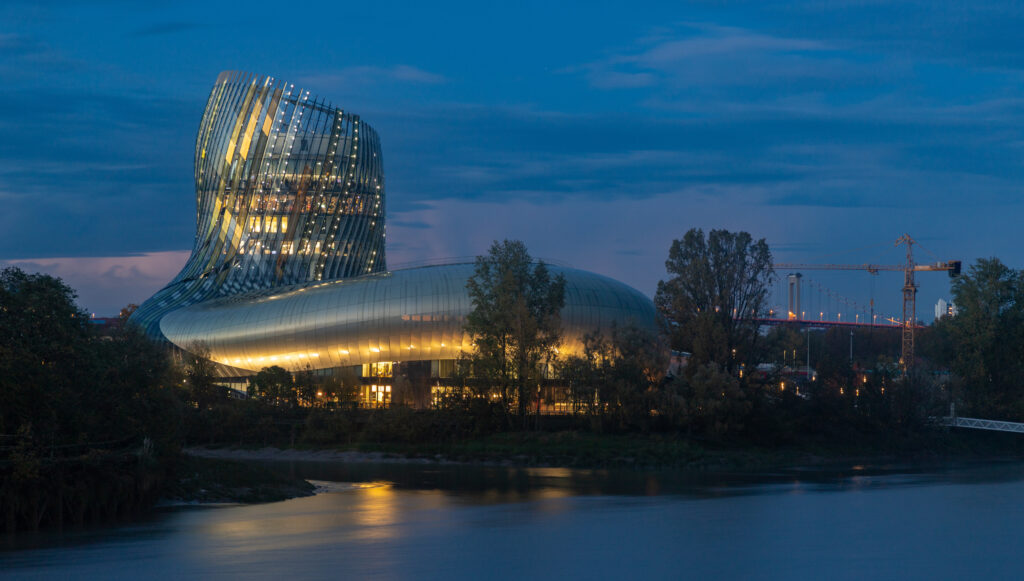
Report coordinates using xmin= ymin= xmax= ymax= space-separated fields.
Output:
xmin=1 ymin=446 xmax=168 ymax=533
xmin=192 ymin=427 xmax=1024 ymax=472
xmin=161 ymin=455 xmax=315 ymax=504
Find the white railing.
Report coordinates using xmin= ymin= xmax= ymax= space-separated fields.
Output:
xmin=939 ymin=416 xmax=1024 ymax=434
xmin=936 ymin=405 xmax=1024 ymax=433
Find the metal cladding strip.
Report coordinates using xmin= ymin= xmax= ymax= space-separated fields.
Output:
xmin=131 ymin=71 xmax=386 ymax=339
xmin=159 ymin=264 xmax=661 ymax=373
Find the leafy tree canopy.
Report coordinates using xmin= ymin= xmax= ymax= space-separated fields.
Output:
xmin=939 ymin=258 xmax=1024 ymax=418
xmin=465 ymin=240 xmax=566 ymax=418
xmin=655 ymin=228 xmax=774 ymax=372
xmin=558 ymin=323 xmax=667 ymax=429
xmin=249 ymin=365 xmax=297 ymax=408
xmin=0 ymin=267 xmax=181 ymax=450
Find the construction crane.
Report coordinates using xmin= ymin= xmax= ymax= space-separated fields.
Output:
xmin=775 ymin=234 xmax=961 ymax=373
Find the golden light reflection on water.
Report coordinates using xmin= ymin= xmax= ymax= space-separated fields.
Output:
xmin=533 ymin=487 xmax=573 ymax=515
xmin=474 ymin=486 xmax=572 ymax=515
xmin=533 ymin=487 xmax=571 ymax=501
xmin=524 ymin=467 xmax=574 ymax=479
xmin=200 ymin=481 xmax=447 ymax=557
xmin=352 ymin=482 xmax=399 ymax=538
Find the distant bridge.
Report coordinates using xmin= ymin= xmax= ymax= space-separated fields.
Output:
xmin=750 ymin=317 xmax=918 ymax=330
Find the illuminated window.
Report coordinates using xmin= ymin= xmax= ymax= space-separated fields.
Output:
xmin=363 ymin=361 xmax=393 ymax=378
xmin=431 ymin=359 xmax=455 ymax=378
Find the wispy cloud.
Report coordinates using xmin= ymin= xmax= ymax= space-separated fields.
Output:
xmin=390 ymin=220 xmax=431 ymax=229
xmin=0 ymin=85 xmax=197 ymax=254
xmin=128 ymin=21 xmax=198 ymax=38
xmin=388 ymin=65 xmax=447 ymax=84
xmin=298 ymin=65 xmax=447 ymax=92
xmin=576 ymin=23 xmax=897 ymax=103
xmin=0 ymin=160 xmax=150 ymax=176
xmin=736 ymin=1 xmax=1024 ymax=72
xmin=0 ymin=32 xmax=79 ymax=74
xmin=588 ymin=71 xmax=657 ymax=89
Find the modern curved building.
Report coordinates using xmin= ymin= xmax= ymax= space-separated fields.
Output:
xmin=159 ymin=262 xmax=656 ymax=374
xmin=132 ymin=71 xmax=660 ymax=401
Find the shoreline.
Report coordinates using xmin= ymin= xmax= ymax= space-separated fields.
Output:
xmin=183 ymin=439 xmax=1024 ymax=474
xmin=184 ymin=446 xmax=459 ymax=465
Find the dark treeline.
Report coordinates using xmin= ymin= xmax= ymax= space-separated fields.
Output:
xmin=0 ymin=269 xmax=183 ymax=532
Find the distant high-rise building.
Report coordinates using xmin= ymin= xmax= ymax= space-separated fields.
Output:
xmin=935 ymin=298 xmax=958 ymax=320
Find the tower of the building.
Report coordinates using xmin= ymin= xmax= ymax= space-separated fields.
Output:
xmin=131 ymin=71 xmax=386 ymax=338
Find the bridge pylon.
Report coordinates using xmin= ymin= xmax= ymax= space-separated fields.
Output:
xmin=787 ymin=273 xmax=802 ymax=320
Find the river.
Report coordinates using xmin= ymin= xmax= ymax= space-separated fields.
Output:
xmin=3 ymin=460 xmax=1024 ymax=580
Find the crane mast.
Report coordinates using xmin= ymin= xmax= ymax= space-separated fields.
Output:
xmin=897 ymin=234 xmax=916 ymax=372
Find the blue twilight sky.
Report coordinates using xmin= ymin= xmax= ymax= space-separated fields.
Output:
xmin=1 ymin=1 xmax=1021 ymax=319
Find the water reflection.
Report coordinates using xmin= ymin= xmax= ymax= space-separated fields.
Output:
xmin=6 ymin=461 xmax=1024 ymax=580
xmin=259 ymin=458 xmax=1012 ymax=502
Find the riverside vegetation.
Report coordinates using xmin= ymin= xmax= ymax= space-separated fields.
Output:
xmin=5 ymin=231 xmax=1024 ymax=532
xmin=0 ymin=269 xmax=310 ymax=533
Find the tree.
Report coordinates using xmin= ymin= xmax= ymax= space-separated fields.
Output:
xmin=559 ymin=323 xmax=668 ymax=429
xmin=654 ymin=229 xmax=774 ymax=372
xmin=0 ymin=268 xmax=93 ymax=441
xmin=661 ymin=362 xmax=751 ymax=440
xmin=321 ymin=367 xmax=363 ymax=407
xmin=559 ymin=332 xmax=607 ymax=416
xmin=182 ymin=341 xmax=229 ymax=409
xmin=940 ymin=258 xmax=1024 ymax=418
xmin=91 ymin=324 xmax=184 ymax=450
xmin=118 ymin=303 xmax=139 ymax=321
xmin=465 ymin=240 xmax=566 ymax=421
xmin=293 ymin=366 xmax=318 ymax=407
xmin=0 ymin=269 xmax=183 ymax=532
xmin=0 ymin=267 xmax=182 ymax=449
xmin=248 ymin=366 xmax=296 ymax=408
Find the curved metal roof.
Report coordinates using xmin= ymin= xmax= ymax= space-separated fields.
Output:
xmin=160 ymin=264 xmax=659 ymax=372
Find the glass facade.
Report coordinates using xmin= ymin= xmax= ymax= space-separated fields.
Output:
xmin=132 ymin=71 xmax=661 ymax=377
xmin=131 ymin=71 xmax=385 ymax=338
